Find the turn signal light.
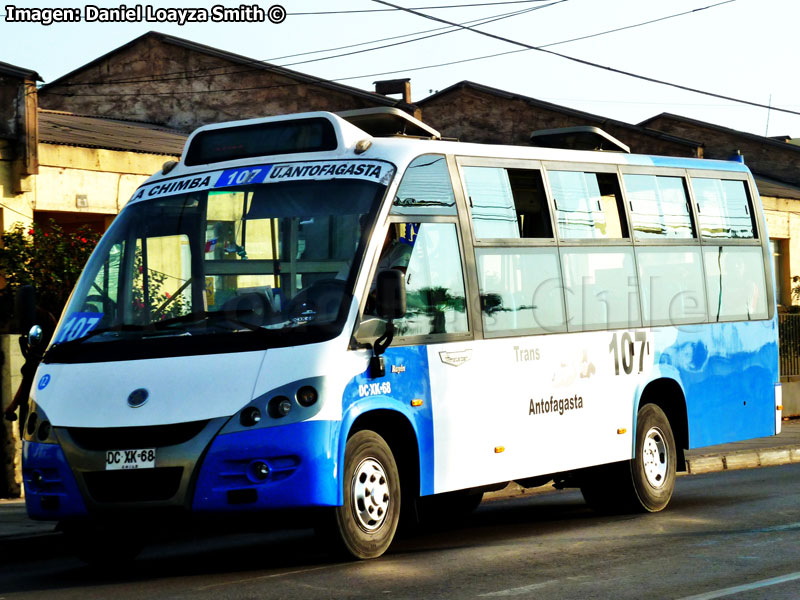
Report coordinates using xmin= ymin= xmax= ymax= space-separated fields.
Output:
xmin=411 ymin=399 xmax=424 ymax=407
xmin=494 ymin=446 xmax=505 ymax=454
xmin=777 ymin=405 xmax=784 ymax=411
xmin=240 ymin=406 xmax=262 ymax=427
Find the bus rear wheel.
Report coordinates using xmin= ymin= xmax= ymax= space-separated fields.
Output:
xmin=332 ymin=430 xmax=400 ymax=559
xmin=581 ymin=403 xmax=676 ymax=513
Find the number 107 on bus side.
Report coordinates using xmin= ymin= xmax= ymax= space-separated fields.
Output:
xmin=609 ymin=331 xmax=651 ymax=376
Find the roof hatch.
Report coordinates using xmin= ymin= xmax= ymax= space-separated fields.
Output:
xmin=530 ymin=126 xmax=630 ymax=153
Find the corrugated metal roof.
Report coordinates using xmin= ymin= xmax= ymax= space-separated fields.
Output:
xmin=0 ymin=60 xmax=41 ymax=81
xmin=38 ymin=110 xmax=187 ymax=155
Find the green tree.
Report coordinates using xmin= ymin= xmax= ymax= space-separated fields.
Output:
xmin=0 ymin=221 xmax=100 ymax=332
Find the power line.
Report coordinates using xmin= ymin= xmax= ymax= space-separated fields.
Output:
xmin=288 ymin=0 xmax=551 ymax=15
xmin=369 ymin=0 xmax=800 ymax=118
xmin=280 ymin=1 xmax=562 ymax=68
xmin=331 ymin=0 xmax=738 ymax=84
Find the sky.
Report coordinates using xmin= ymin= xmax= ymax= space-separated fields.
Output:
xmin=2 ymin=0 xmax=799 ymax=138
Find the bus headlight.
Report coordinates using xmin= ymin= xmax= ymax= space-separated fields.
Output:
xmin=240 ymin=406 xmax=262 ymax=427
xmin=268 ymin=396 xmax=292 ymax=418
xmin=23 ymin=401 xmax=57 ymax=444
xmin=296 ymin=386 xmax=318 ymax=407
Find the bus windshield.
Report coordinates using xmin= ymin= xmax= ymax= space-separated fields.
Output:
xmin=49 ymin=177 xmax=387 ymax=354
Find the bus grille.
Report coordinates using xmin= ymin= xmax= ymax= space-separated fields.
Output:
xmin=83 ymin=467 xmax=184 ymax=503
xmin=67 ymin=420 xmax=210 ymax=450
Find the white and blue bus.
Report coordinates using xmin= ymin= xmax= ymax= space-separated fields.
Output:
xmin=21 ymin=108 xmax=781 ymax=560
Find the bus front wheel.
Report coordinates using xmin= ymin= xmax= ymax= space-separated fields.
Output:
xmin=581 ymin=403 xmax=676 ymax=513
xmin=333 ymin=430 xmax=400 ymax=559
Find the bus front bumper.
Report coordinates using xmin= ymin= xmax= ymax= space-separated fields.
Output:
xmin=22 ymin=420 xmax=341 ymax=521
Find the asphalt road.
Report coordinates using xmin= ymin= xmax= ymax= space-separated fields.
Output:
xmin=1 ymin=464 xmax=799 ymax=600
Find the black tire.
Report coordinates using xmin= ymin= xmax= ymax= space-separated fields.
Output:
xmin=581 ymin=403 xmax=676 ymax=513
xmin=332 ymin=430 xmax=401 ymax=559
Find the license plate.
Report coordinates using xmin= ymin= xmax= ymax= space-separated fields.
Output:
xmin=105 ymin=449 xmax=156 ymax=470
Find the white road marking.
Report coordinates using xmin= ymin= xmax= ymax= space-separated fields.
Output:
xmin=478 ymin=581 xmax=555 ymax=597
xmin=194 ymin=564 xmax=340 ymax=591
xmin=676 ymin=571 xmax=800 ymax=600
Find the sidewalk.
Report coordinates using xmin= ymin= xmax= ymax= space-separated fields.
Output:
xmin=1 ymin=420 xmax=799 ymax=562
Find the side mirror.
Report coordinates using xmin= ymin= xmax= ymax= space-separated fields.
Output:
xmin=370 ymin=270 xmax=406 ymax=379
xmin=376 ymin=269 xmax=406 ymax=320
xmin=27 ymin=325 xmax=44 ymax=350
xmin=14 ymin=285 xmax=36 ymax=334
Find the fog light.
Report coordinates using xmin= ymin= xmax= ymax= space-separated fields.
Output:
xmin=240 ymin=406 xmax=262 ymax=427
xmin=296 ymin=385 xmax=318 ymax=407
xmin=37 ymin=420 xmax=51 ymax=441
xmin=250 ymin=460 xmax=270 ymax=481
xmin=268 ymin=396 xmax=292 ymax=418
xmin=30 ymin=470 xmax=44 ymax=490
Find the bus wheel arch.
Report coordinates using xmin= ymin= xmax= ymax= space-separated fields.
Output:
xmin=331 ymin=409 xmax=421 ymax=558
xmin=636 ymin=377 xmax=689 ymax=473
xmin=581 ymin=378 xmax=686 ymax=514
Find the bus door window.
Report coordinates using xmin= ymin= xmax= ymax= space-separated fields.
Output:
xmin=367 ymin=222 xmax=468 ymax=337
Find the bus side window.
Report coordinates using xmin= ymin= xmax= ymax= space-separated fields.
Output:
xmin=463 ymin=166 xmax=552 ymax=240
xmin=392 ymin=155 xmax=457 ymax=216
xmin=550 ymin=171 xmax=627 ymax=240
xmin=693 ymin=178 xmax=756 ymax=239
xmin=366 ymin=222 xmax=468 ymax=337
xmin=624 ymin=174 xmax=695 ymax=239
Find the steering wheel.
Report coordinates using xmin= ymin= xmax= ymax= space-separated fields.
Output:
xmin=286 ymin=279 xmax=347 ymax=324
xmin=220 ymin=292 xmax=273 ymax=327
xmin=83 ymin=294 xmax=116 ymax=313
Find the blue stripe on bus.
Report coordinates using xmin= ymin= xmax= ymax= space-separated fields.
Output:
xmin=340 ymin=345 xmax=435 ymax=498
xmin=193 ymin=420 xmax=340 ymax=511
xmin=652 ymin=318 xmax=778 ymax=448
xmin=22 ymin=441 xmax=88 ymax=520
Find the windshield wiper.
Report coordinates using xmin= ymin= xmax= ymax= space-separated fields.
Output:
xmin=152 ymin=311 xmax=264 ymax=333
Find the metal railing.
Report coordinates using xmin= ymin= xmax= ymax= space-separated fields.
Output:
xmin=779 ymin=313 xmax=800 ymax=377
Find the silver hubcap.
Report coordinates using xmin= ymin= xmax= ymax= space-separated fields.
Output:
xmin=642 ymin=426 xmax=668 ymax=488
xmin=352 ymin=457 xmax=391 ymax=532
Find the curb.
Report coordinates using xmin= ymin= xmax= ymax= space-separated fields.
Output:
xmin=685 ymin=445 xmax=800 ymax=474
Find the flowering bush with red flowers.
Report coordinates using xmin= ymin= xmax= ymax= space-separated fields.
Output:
xmin=0 ymin=220 xmax=100 ymax=333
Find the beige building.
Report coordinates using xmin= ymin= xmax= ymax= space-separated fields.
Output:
xmin=1 ymin=62 xmax=187 ymax=496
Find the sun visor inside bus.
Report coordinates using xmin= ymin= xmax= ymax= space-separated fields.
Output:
xmin=185 ymin=118 xmax=338 ymax=166
xmin=245 ymin=180 xmax=379 ymax=219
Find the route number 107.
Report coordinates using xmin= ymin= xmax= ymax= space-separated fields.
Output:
xmin=609 ymin=331 xmax=650 ymax=375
